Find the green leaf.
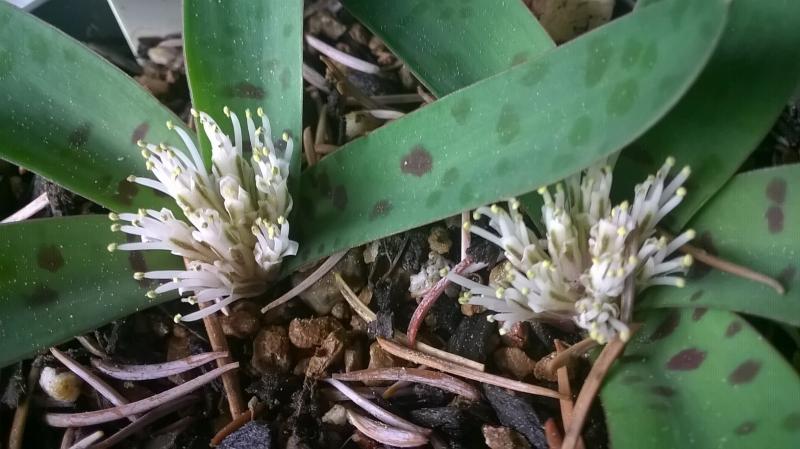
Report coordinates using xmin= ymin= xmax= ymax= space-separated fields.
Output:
xmin=290 ymin=0 xmax=729 ymax=268
xmin=602 ymin=308 xmax=800 ymax=448
xmin=341 ymin=0 xmax=554 ymax=97
xmin=613 ymin=0 xmax=800 ymax=228
xmin=0 ymin=216 xmax=179 ymax=366
xmin=0 ymin=2 xmax=185 ymax=212
xmin=640 ymin=164 xmax=800 ymax=325
xmin=183 ymin=0 xmax=303 ymax=178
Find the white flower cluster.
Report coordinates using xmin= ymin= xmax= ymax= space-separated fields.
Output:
xmin=447 ymin=157 xmax=695 ymax=343
xmin=108 ymin=107 xmax=298 ymax=322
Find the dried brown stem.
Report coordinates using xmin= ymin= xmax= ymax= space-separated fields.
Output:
xmin=50 ymin=348 xmax=136 ymax=422
xmin=45 ymin=363 xmax=239 ymax=427
xmin=91 ymin=351 xmax=227 ymax=380
xmin=377 ymin=338 xmax=563 ymax=399
xmin=8 ymin=357 xmax=42 ymax=449
xmin=554 ymin=340 xmax=584 ymax=449
xmin=91 ymin=396 xmax=199 ymax=449
xmin=406 ymin=258 xmax=472 ymax=346
xmin=679 ymin=240 xmax=785 ymax=294
xmin=66 ymin=430 xmax=103 ymax=449
xmin=544 ymin=418 xmax=564 ymax=449
xmin=561 ymin=325 xmax=641 ymax=449
xmin=322 ymin=57 xmax=382 ymax=109
xmin=302 ymin=126 xmax=317 ymax=167
xmin=346 ymin=410 xmax=429 ymax=448
xmin=543 ymin=337 xmax=598 ymax=379
xmin=333 ymin=367 xmax=480 ymax=400
xmin=198 ymin=304 xmax=245 ymax=418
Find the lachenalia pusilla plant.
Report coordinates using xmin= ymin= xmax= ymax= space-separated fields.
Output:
xmin=447 ymin=156 xmax=695 ymax=344
xmin=107 ymin=106 xmax=298 ymax=322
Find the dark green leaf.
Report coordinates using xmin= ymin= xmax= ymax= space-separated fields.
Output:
xmin=614 ymin=0 xmax=800 ymax=228
xmin=602 ymin=308 xmax=800 ymax=448
xmin=641 ymin=164 xmax=800 ymax=325
xmin=0 ymin=216 xmax=179 ymax=366
xmin=341 ymin=0 xmax=554 ymax=97
xmin=184 ymin=0 xmax=303 ymax=179
xmin=0 ymin=2 xmax=185 ymax=212
xmin=289 ymin=0 xmax=729 ymax=269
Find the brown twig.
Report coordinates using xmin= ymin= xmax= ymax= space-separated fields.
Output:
xmin=406 ymin=258 xmax=472 ymax=346
xmin=91 ymin=351 xmax=227 ymax=380
xmin=542 ymin=337 xmax=598 ymax=379
xmin=8 ymin=356 xmax=43 ymax=449
xmin=561 ymin=325 xmax=641 ymax=449
xmin=377 ymin=338 xmax=563 ymax=399
xmin=198 ymin=305 xmax=245 ymax=418
xmin=555 ymin=340 xmax=584 ymax=449
xmin=302 ymin=126 xmax=317 ymax=167
xmin=333 ymin=367 xmax=481 ymax=400
xmin=45 ymin=363 xmax=239 ymax=427
xmin=210 ymin=402 xmax=264 ymax=446
xmin=346 ymin=410 xmax=429 ymax=448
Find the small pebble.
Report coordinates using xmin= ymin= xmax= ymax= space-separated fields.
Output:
xmin=252 ymin=326 xmax=293 ymax=374
xmin=39 ymin=367 xmax=82 ymax=403
xmin=288 ymin=317 xmax=343 ymax=349
xmin=322 ymin=404 xmax=348 ymax=426
xmin=306 ymin=330 xmax=347 ymax=378
xmin=482 ymin=425 xmax=531 ymax=449
xmin=427 ymin=227 xmax=452 ymax=255
xmin=494 ymin=347 xmax=538 ymax=381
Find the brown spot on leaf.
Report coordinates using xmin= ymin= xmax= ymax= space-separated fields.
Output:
xmin=783 ymin=412 xmax=800 ymax=431
xmin=725 ymin=321 xmax=742 ymax=337
xmin=331 ymin=185 xmax=348 ymax=211
xmin=511 ymin=51 xmax=529 ymax=66
xmin=666 ymin=348 xmax=706 ymax=371
xmin=68 ymin=122 xmax=91 ymax=150
xmin=650 ymin=385 xmax=675 ymax=397
xmin=131 ymin=122 xmax=149 ymax=144
xmin=400 ymin=146 xmax=433 ymax=177
xmin=734 ymin=421 xmax=756 ymax=435
xmin=650 ymin=309 xmax=681 ymax=341
xmin=37 ymin=245 xmax=64 ymax=272
xmin=115 ymin=179 xmax=139 ymax=206
xmin=692 ymin=307 xmax=708 ymax=321
xmin=766 ymin=178 xmax=787 ymax=204
xmin=689 ymin=290 xmax=705 ymax=302
xmin=766 ymin=206 xmax=784 ymax=233
xmin=369 ymin=200 xmax=392 ymax=220
xmin=228 ymin=81 xmax=265 ymax=99
xmin=26 ymin=285 xmax=60 ymax=304
xmin=728 ymin=359 xmax=761 ymax=385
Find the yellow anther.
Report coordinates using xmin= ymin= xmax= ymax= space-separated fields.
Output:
xmin=126 ymin=175 xmax=136 ymax=182
xmin=617 ymin=227 xmax=627 ymax=237
xmin=685 ymin=229 xmax=697 ymax=239
xmin=133 ymin=272 xmax=145 ymax=280
xmin=665 ymin=156 xmax=676 ymax=167
xmin=173 ymin=313 xmax=182 ymax=323
xmin=245 ymin=109 xmax=252 ymax=118
xmin=146 ymin=290 xmax=157 ymax=299
xmin=256 ymin=107 xmax=264 ymax=117
xmin=110 ymin=224 xmax=121 ymax=232
xmin=166 ymin=120 xmax=174 ymax=130
xmin=282 ymin=131 xmax=290 ymax=141
xmin=190 ymin=108 xmax=199 ymax=117
xmin=277 ymin=216 xmax=285 ymax=225
xmin=676 ymin=278 xmax=686 ymax=288
xmin=106 ymin=243 xmax=117 ymax=252
xmin=676 ymin=187 xmax=687 ymax=197
xmin=498 ymin=327 xmax=508 ymax=336
xmin=136 ymin=139 xmax=145 ymax=147
xmin=462 ymin=221 xmax=472 ymax=231
xmin=108 ymin=212 xmax=119 ymax=221
xmin=223 ymin=105 xmax=230 ymax=117
xmin=682 ymin=254 xmax=694 ymax=267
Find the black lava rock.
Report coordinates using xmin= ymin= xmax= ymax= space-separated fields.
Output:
xmin=218 ymin=421 xmax=271 ymax=449
xmin=483 ymin=385 xmax=547 ymax=448
xmin=447 ymin=312 xmax=497 ymax=364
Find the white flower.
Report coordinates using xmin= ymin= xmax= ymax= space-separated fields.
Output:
xmin=109 ymin=107 xmax=298 ymax=322
xmin=447 ymin=157 xmax=694 ymax=343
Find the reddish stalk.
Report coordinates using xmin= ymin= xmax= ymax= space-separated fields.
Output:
xmin=561 ymin=325 xmax=640 ymax=449
xmin=91 ymin=351 xmax=227 ymax=380
xmin=542 ymin=337 xmax=598 ymax=379
xmin=406 ymin=258 xmax=472 ymax=346
xmin=198 ymin=303 xmax=245 ymax=419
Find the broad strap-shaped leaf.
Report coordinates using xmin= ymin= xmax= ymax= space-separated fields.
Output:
xmin=0 ymin=216 xmax=179 ymax=366
xmin=640 ymin=164 xmax=800 ymax=325
xmin=602 ymin=308 xmax=800 ymax=448
xmin=289 ymin=0 xmax=729 ymax=269
xmin=341 ymin=0 xmax=555 ymax=97
xmin=184 ymin=0 xmax=303 ymax=179
xmin=613 ymin=0 xmax=800 ymax=228
xmin=0 ymin=2 xmax=185 ymax=212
